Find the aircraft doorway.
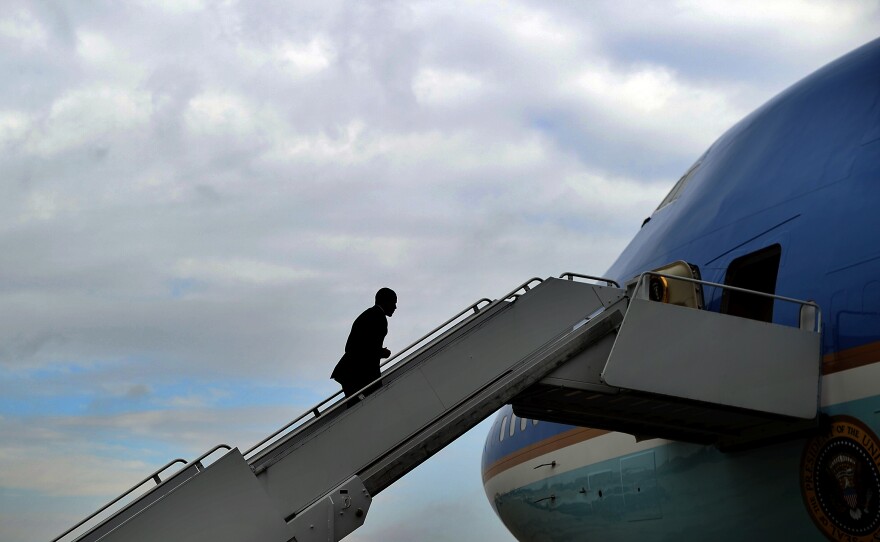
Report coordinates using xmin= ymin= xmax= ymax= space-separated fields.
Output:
xmin=720 ymin=244 xmax=782 ymax=322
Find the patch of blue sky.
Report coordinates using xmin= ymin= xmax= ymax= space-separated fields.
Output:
xmin=0 ymin=392 xmax=91 ymax=417
xmin=606 ymin=33 xmax=782 ymax=85
xmin=0 ymin=364 xmax=93 ymax=416
xmin=530 ymin=115 xmax=558 ymax=135
xmin=146 ymin=378 xmax=322 ymax=410
xmin=528 ymin=112 xmax=692 ymax=178
xmin=3 ymin=360 xmax=96 ymax=379
xmin=166 ymin=277 xmax=205 ymax=299
xmin=1 ymin=351 xmax=319 ymax=414
xmin=92 ymin=436 xmax=183 ymax=463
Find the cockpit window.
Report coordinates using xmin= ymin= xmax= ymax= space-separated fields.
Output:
xmin=656 ymin=152 xmax=706 ymax=211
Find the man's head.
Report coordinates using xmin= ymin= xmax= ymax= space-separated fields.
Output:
xmin=375 ymin=287 xmax=397 ymax=317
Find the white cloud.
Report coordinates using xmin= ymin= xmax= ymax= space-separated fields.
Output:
xmin=236 ymin=36 xmax=337 ymax=77
xmin=506 ymin=3 xmax=577 ymax=51
xmin=412 ymin=68 xmax=486 ymax=106
xmin=641 ymin=0 xmax=880 ymax=59
xmin=570 ymin=62 xmax=745 ymax=153
xmin=0 ymin=110 xmax=30 ymax=147
xmin=676 ymin=0 xmax=871 ymax=35
xmin=267 ymin=125 xmax=548 ymax=173
xmin=266 ymin=125 xmax=542 ymax=184
xmin=75 ymin=30 xmax=147 ymax=85
xmin=175 ymin=258 xmax=318 ymax=285
xmin=0 ymin=9 xmax=47 ymax=50
xmin=183 ymin=91 xmax=290 ymax=149
xmin=183 ymin=92 xmax=257 ymax=136
xmin=375 ymin=130 xmax=548 ymax=172
xmin=577 ymin=66 xmax=679 ymax=114
xmin=266 ymin=120 xmax=369 ymax=164
xmin=315 ymin=234 xmax=412 ymax=268
xmin=280 ymin=37 xmax=336 ymax=76
xmin=76 ymin=32 xmax=116 ymax=64
xmin=20 ymin=190 xmax=79 ymax=222
xmin=141 ymin=0 xmax=206 ymax=15
xmin=565 ymin=171 xmax=670 ymax=219
xmin=26 ymin=86 xmax=152 ymax=156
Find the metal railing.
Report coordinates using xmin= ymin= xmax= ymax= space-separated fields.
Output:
xmin=633 ymin=271 xmax=821 ymax=331
xmin=51 ymin=458 xmax=187 ymax=542
xmin=244 ymin=278 xmax=545 ymax=460
xmin=190 ymin=444 xmax=232 ymax=469
xmin=57 ymin=273 xmax=610 ymax=540
xmin=379 ymin=297 xmax=494 ymax=370
xmin=559 ymin=272 xmax=620 ymax=288
xmin=52 ymin=444 xmax=233 ymax=542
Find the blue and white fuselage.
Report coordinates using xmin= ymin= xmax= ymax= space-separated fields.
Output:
xmin=482 ymin=38 xmax=880 ymax=541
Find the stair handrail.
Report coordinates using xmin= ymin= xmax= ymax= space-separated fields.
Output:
xmin=378 ymin=277 xmax=543 ymax=374
xmin=379 ymin=297 xmax=494 ymax=370
xmin=559 ymin=272 xmax=620 ymax=288
xmin=499 ymin=277 xmax=544 ymax=301
xmin=334 ymin=278 xmax=544 ymax=412
xmin=343 ymin=279 xmax=544 ymax=414
xmin=244 ymin=296 xmax=499 ymax=458
xmin=244 ymin=277 xmax=545 ymax=460
xmin=51 ymin=458 xmax=187 ymax=542
xmin=375 ymin=277 xmax=543 ymax=374
xmin=376 ymin=278 xmax=543 ymax=383
xmin=190 ymin=444 xmax=233 ymax=469
xmin=52 ymin=444 xmax=232 ymax=542
xmin=634 ymin=271 xmax=822 ymax=331
xmin=51 ymin=444 xmax=232 ymax=542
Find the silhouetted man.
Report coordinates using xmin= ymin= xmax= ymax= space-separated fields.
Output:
xmin=331 ymin=288 xmax=397 ymax=399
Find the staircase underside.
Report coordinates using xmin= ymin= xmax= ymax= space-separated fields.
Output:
xmin=512 ymin=383 xmax=820 ymax=450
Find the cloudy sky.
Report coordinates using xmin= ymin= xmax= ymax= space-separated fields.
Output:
xmin=0 ymin=1 xmax=877 ymax=541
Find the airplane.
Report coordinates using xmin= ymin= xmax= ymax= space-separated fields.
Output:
xmin=481 ymin=36 xmax=880 ymax=541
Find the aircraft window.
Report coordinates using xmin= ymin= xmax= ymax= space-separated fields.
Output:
xmin=721 ymin=244 xmax=782 ymax=322
xmin=656 ymin=155 xmax=704 ymax=211
xmin=510 ymin=414 xmax=517 ymax=437
xmin=521 ymin=417 xmax=528 ymax=432
xmin=533 ymin=419 xmax=539 ymax=426
xmin=500 ymin=416 xmax=508 ymax=442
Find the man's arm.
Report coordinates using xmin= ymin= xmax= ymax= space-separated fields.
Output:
xmin=369 ymin=308 xmax=390 ymax=359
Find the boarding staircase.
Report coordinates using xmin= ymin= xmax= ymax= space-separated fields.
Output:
xmin=514 ymin=266 xmax=822 ymax=449
xmin=54 ymin=268 xmax=822 ymax=542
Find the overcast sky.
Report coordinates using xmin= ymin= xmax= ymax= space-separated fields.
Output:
xmin=1 ymin=2 xmax=877 ymax=541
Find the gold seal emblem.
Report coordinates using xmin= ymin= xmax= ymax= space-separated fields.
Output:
xmin=801 ymin=416 xmax=880 ymax=541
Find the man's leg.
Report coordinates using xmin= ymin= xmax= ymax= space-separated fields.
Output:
xmin=340 ymin=379 xmax=360 ymax=398
xmin=362 ymin=379 xmax=382 ymax=397
xmin=337 ymin=375 xmax=381 ymax=408
xmin=336 ymin=378 xmax=364 ymax=409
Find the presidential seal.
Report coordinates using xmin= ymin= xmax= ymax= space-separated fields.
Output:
xmin=801 ymin=416 xmax=880 ymax=541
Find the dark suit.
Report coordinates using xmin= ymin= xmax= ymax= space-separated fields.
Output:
xmin=331 ymin=305 xmax=387 ymax=397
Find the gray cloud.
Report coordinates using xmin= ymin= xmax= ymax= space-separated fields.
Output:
xmin=1 ymin=1 xmax=877 ymax=541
